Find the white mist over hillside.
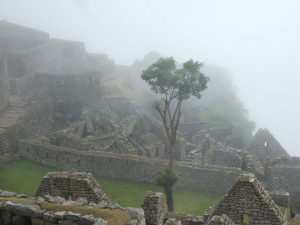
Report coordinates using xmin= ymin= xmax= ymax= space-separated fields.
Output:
xmin=1 ymin=0 xmax=299 ymax=156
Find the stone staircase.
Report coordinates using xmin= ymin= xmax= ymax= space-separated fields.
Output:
xmin=0 ymin=95 xmax=29 ymax=132
xmin=0 ymin=95 xmax=29 ymax=166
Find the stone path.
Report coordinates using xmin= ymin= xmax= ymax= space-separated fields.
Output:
xmin=0 ymin=95 xmax=29 ymax=132
xmin=0 ymin=95 xmax=29 ymax=166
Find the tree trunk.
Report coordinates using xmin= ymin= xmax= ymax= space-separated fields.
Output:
xmin=169 ymin=142 xmax=175 ymax=168
xmin=165 ymin=186 xmax=174 ymax=212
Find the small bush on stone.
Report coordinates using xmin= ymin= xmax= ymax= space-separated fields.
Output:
xmin=156 ymin=166 xmax=178 ymax=212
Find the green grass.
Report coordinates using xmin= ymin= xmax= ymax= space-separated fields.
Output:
xmin=0 ymin=158 xmax=221 ymax=216
xmin=0 ymin=159 xmax=57 ymax=196
xmin=38 ymin=201 xmax=131 ymax=225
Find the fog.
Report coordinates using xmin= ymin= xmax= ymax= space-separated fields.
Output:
xmin=1 ymin=0 xmax=300 ymax=156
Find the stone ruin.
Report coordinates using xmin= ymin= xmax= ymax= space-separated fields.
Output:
xmin=143 ymin=192 xmax=165 ymax=225
xmin=205 ymin=215 xmax=234 ymax=225
xmin=0 ymin=172 xmax=144 ymax=225
xmin=35 ymin=171 xmax=111 ymax=206
xmin=247 ymin=128 xmax=290 ymax=165
xmin=0 ymin=20 xmax=299 ymax=224
xmin=0 ymin=22 xmax=298 ymax=210
xmin=210 ymin=173 xmax=288 ymax=225
xmin=0 ymin=172 xmax=291 ymax=225
xmin=141 ymin=174 xmax=289 ymax=225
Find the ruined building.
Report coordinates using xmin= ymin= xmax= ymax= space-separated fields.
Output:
xmin=210 ymin=173 xmax=287 ymax=225
xmin=0 ymin=21 xmax=299 ymax=220
xmin=247 ymin=128 xmax=290 ymax=165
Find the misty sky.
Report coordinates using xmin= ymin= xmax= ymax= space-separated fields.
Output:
xmin=1 ymin=0 xmax=300 ymax=156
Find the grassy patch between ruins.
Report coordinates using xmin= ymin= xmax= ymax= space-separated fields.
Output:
xmin=0 ymin=158 xmax=57 ymax=196
xmin=38 ymin=201 xmax=131 ymax=225
xmin=0 ymin=158 xmax=221 ymax=216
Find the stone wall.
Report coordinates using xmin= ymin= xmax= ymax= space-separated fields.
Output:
xmin=50 ymin=131 xmax=97 ymax=151
xmin=20 ymin=140 xmax=242 ymax=194
xmin=205 ymin=215 xmax=234 ymax=225
xmin=30 ymin=70 xmax=101 ymax=104
xmin=16 ymin=38 xmax=87 ymax=77
xmin=36 ymin=172 xmax=111 ymax=205
xmin=0 ymin=20 xmax=49 ymax=56
xmin=212 ymin=174 xmax=286 ymax=225
xmin=143 ymin=192 xmax=165 ymax=225
xmin=0 ymin=197 xmax=122 ymax=225
xmin=0 ymin=126 xmax=20 ymax=166
xmin=0 ymin=85 xmax=8 ymax=111
xmin=265 ymin=159 xmax=300 ymax=211
xmin=247 ymin=128 xmax=290 ymax=165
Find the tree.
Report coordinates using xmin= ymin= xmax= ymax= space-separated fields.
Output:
xmin=141 ymin=57 xmax=209 ymax=211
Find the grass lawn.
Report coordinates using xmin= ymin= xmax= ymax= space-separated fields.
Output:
xmin=0 ymin=158 xmax=221 ymax=216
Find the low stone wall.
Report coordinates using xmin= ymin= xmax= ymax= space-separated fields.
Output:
xmin=205 ymin=215 xmax=234 ymax=225
xmin=165 ymin=215 xmax=204 ymax=225
xmin=0 ymin=200 xmax=108 ymax=225
xmin=20 ymin=140 xmax=242 ymax=194
xmin=50 ymin=131 xmax=97 ymax=151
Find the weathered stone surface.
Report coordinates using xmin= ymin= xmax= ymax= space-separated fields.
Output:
xmin=15 ymin=194 xmax=27 ymax=198
xmin=165 ymin=218 xmax=182 ymax=225
xmin=205 ymin=214 xmax=234 ymax=225
xmin=0 ymin=199 xmax=110 ymax=225
xmin=2 ymin=200 xmax=43 ymax=219
xmin=93 ymin=218 xmax=108 ymax=225
xmin=0 ymin=191 xmax=16 ymax=197
xmin=32 ymin=218 xmax=45 ymax=225
xmin=143 ymin=192 xmax=165 ymax=225
xmin=265 ymin=157 xmax=300 ymax=211
xmin=1 ymin=211 xmax=12 ymax=225
xmin=247 ymin=128 xmax=290 ymax=165
xmin=20 ymin=140 xmax=242 ymax=195
xmin=211 ymin=174 xmax=287 ymax=225
xmin=79 ymin=214 xmax=95 ymax=225
xmin=35 ymin=172 xmax=111 ymax=205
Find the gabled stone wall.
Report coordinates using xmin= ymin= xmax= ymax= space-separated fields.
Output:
xmin=36 ymin=172 xmax=111 ymax=205
xmin=212 ymin=174 xmax=287 ymax=225
xmin=247 ymin=129 xmax=290 ymax=165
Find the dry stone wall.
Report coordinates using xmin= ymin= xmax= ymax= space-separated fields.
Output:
xmin=36 ymin=172 xmax=111 ymax=205
xmin=20 ymin=140 xmax=242 ymax=194
xmin=0 ymin=199 xmax=109 ymax=225
xmin=212 ymin=174 xmax=287 ymax=225
xmin=247 ymin=128 xmax=290 ymax=165
xmin=205 ymin=215 xmax=234 ymax=225
xmin=266 ymin=160 xmax=300 ymax=211
xmin=143 ymin=192 xmax=165 ymax=225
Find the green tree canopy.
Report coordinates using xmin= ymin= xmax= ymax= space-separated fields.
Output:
xmin=141 ymin=57 xmax=208 ymax=101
